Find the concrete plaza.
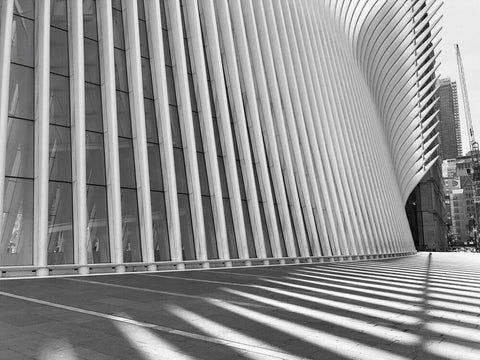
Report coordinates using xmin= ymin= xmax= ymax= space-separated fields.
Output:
xmin=0 ymin=252 xmax=479 ymax=360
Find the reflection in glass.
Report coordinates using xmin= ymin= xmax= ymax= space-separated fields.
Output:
xmin=151 ymin=191 xmax=170 ymax=261
xmin=197 ymin=153 xmax=209 ymax=196
xmin=85 ymin=83 xmax=103 ymax=132
xmin=142 ymin=58 xmax=153 ymax=99
xmin=188 ymin=75 xmax=197 ymax=111
xmin=47 ymin=182 xmax=74 ymax=265
xmin=1 ymin=178 xmax=34 ymax=265
xmin=223 ymin=199 xmax=238 ymax=259
xmin=139 ymin=20 xmax=148 ymax=58
xmin=5 ymin=118 xmax=34 ymax=179
xmin=50 ymin=27 xmax=69 ymax=76
xmin=137 ymin=0 xmax=145 ymax=21
xmin=84 ymin=38 xmax=101 ymax=84
xmin=121 ymin=188 xmax=142 ymax=262
xmin=51 ymin=0 xmax=67 ymax=30
xmin=83 ymin=0 xmax=98 ymax=40
xmin=174 ymin=148 xmax=188 ymax=194
xmin=217 ymin=157 xmax=228 ymax=197
xmin=203 ymin=197 xmax=218 ymax=259
xmin=114 ymin=49 xmax=128 ymax=92
xmin=166 ymin=66 xmax=176 ymax=105
xmin=170 ymin=106 xmax=182 ymax=147
xmin=118 ymin=137 xmax=136 ymax=189
xmin=148 ymin=143 xmax=163 ymax=191
xmin=144 ymin=99 xmax=158 ymax=143
xmin=13 ymin=0 xmax=35 ymax=19
xmin=49 ymin=125 xmax=72 ymax=182
xmin=50 ymin=73 xmax=70 ymax=126
xmin=8 ymin=64 xmax=34 ymax=120
xmin=116 ymin=91 xmax=132 ymax=137
xmin=243 ymin=200 xmax=257 ymax=258
xmin=163 ymin=30 xmax=171 ymax=65
xmin=178 ymin=194 xmax=195 ymax=260
xmin=86 ymin=185 xmax=110 ymax=263
xmin=86 ymin=131 xmax=106 ymax=185
xmin=112 ymin=8 xmax=125 ymax=49
xmin=11 ymin=15 xmax=34 ymax=67
xmin=192 ymin=112 xmax=203 ymax=152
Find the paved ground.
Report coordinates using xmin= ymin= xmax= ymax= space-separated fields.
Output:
xmin=0 ymin=252 xmax=479 ymax=360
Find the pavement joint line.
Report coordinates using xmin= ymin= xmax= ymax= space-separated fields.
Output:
xmin=61 ymin=277 xmax=270 ymax=308
xmin=141 ymin=273 xmax=267 ymax=287
xmin=0 ymin=290 xmax=293 ymax=359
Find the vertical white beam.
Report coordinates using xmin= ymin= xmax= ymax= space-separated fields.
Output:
xmin=69 ymin=0 xmax=88 ymax=272
xmin=97 ymin=0 xmax=124 ymax=268
xmin=199 ymin=0 xmax=249 ymax=259
xmin=165 ymin=0 xmax=207 ymax=261
xmin=182 ymin=0 xmax=230 ymax=260
xmin=122 ymin=0 xmax=155 ymax=267
xmin=144 ymin=0 xmax=182 ymax=262
xmin=34 ymin=0 xmax=50 ymax=276
xmin=228 ymin=0 xmax=283 ymax=258
xmin=0 ymin=0 xmax=14 ymax=245
xmin=213 ymin=0 xmax=266 ymax=258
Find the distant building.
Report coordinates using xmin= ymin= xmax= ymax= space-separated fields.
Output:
xmin=437 ymin=78 xmax=462 ymax=158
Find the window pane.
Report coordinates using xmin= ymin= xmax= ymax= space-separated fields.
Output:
xmin=223 ymin=198 xmax=238 ymax=259
xmin=114 ymin=49 xmax=128 ymax=91
xmin=212 ymin=117 xmax=222 ymax=155
xmin=174 ymin=148 xmax=188 ymax=194
xmin=137 ymin=0 xmax=146 ymax=21
xmin=203 ymin=197 xmax=218 ymax=259
xmin=1 ymin=178 xmax=34 ymax=265
xmin=188 ymin=75 xmax=197 ymax=111
xmin=192 ymin=112 xmax=203 ymax=152
xmin=163 ymin=30 xmax=171 ymax=64
xmin=121 ymin=188 xmax=142 ymax=262
xmin=50 ymin=74 xmax=70 ymax=126
xmin=116 ymin=91 xmax=132 ymax=137
xmin=218 ymin=157 xmax=228 ymax=197
xmin=139 ymin=20 xmax=149 ymax=58
xmin=9 ymin=64 xmax=34 ymax=120
xmin=112 ymin=0 xmax=122 ymax=11
xmin=118 ymin=137 xmax=136 ymax=188
xmin=166 ymin=66 xmax=176 ymax=105
xmin=197 ymin=153 xmax=209 ymax=196
xmin=142 ymin=58 xmax=153 ymax=99
xmin=5 ymin=118 xmax=34 ymax=178
xmin=178 ymin=194 xmax=195 ymax=260
xmin=11 ymin=15 xmax=34 ymax=67
xmin=85 ymin=83 xmax=103 ymax=132
xmin=151 ymin=191 xmax=170 ymax=261
xmin=50 ymin=27 xmax=69 ymax=76
xmin=86 ymin=131 xmax=106 ymax=185
xmin=144 ymin=99 xmax=158 ymax=143
xmin=275 ymin=204 xmax=288 ymax=257
xmin=51 ymin=0 xmax=67 ymax=30
xmin=170 ymin=106 xmax=182 ymax=147
xmin=243 ymin=200 xmax=257 ymax=258
xmin=86 ymin=185 xmax=110 ymax=263
xmin=84 ymin=38 xmax=100 ymax=84
xmin=13 ymin=0 xmax=35 ymax=19
xmin=148 ymin=143 xmax=163 ymax=191
xmin=49 ymin=125 xmax=72 ymax=182
xmin=83 ymin=0 xmax=98 ymax=40
xmin=48 ymin=181 xmax=74 ymax=265
xmin=112 ymin=8 xmax=125 ymax=49
xmin=260 ymin=203 xmax=273 ymax=257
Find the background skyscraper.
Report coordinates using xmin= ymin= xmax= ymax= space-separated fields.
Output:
xmin=437 ymin=78 xmax=462 ymax=159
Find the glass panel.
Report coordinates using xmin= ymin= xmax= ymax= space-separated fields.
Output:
xmin=118 ymin=137 xmax=136 ymax=188
xmin=114 ymin=49 xmax=129 ymax=92
xmin=144 ymin=99 xmax=158 ymax=143
xmin=47 ymin=181 xmax=74 ymax=265
xmin=212 ymin=117 xmax=222 ymax=155
xmin=116 ymin=91 xmax=132 ymax=137
xmin=137 ymin=0 xmax=146 ymax=20
xmin=51 ymin=0 xmax=67 ymax=30
xmin=160 ymin=3 xmax=167 ymax=30
xmin=121 ymin=188 xmax=141 ymax=262
xmin=218 ymin=157 xmax=228 ymax=197
xmin=192 ymin=112 xmax=203 ymax=152
xmin=13 ymin=0 xmax=35 ymax=19
xmin=85 ymin=83 xmax=103 ymax=132
xmin=84 ymin=38 xmax=100 ymax=84
xmin=5 ymin=118 xmax=34 ymax=178
xmin=86 ymin=185 xmax=110 ymax=263
xmin=8 ymin=64 xmax=34 ymax=120
xmin=142 ymin=58 xmax=153 ymax=99
xmin=139 ymin=20 xmax=149 ymax=58
xmin=260 ymin=203 xmax=273 ymax=257
xmin=151 ymin=191 xmax=170 ymax=261
xmin=1 ymin=178 xmax=34 ymax=265
xmin=49 ymin=125 xmax=72 ymax=182
xmin=170 ymin=106 xmax=182 ymax=147
xmin=112 ymin=8 xmax=125 ymax=49
xmin=242 ymin=200 xmax=257 ymax=258
xmin=11 ymin=15 xmax=34 ymax=67
xmin=223 ymin=198 xmax=238 ymax=259
xmin=148 ymin=143 xmax=163 ymax=191
xmin=166 ymin=66 xmax=176 ymax=105
xmin=86 ymin=131 xmax=106 ymax=185
xmin=188 ymin=75 xmax=197 ymax=111
xmin=83 ymin=0 xmax=98 ymax=40
xmin=203 ymin=197 xmax=218 ymax=259
xmin=174 ymin=148 xmax=188 ymax=194
xmin=197 ymin=153 xmax=209 ymax=196
xmin=178 ymin=194 xmax=195 ymax=260
xmin=50 ymin=74 xmax=70 ymax=126
xmin=162 ymin=30 xmax=171 ymax=65
xmin=275 ymin=203 xmax=288 ymax=257
xmin=50 ymin=27 xmax=69 ymax=76
xmin=112 ymin=0 xmax=122 ymax=11
xmin=237 ymin=161 xmax=247 ymax=200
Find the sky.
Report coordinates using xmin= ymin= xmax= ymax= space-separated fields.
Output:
xmin=436 ymin=0 xmax=480 ymax=155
